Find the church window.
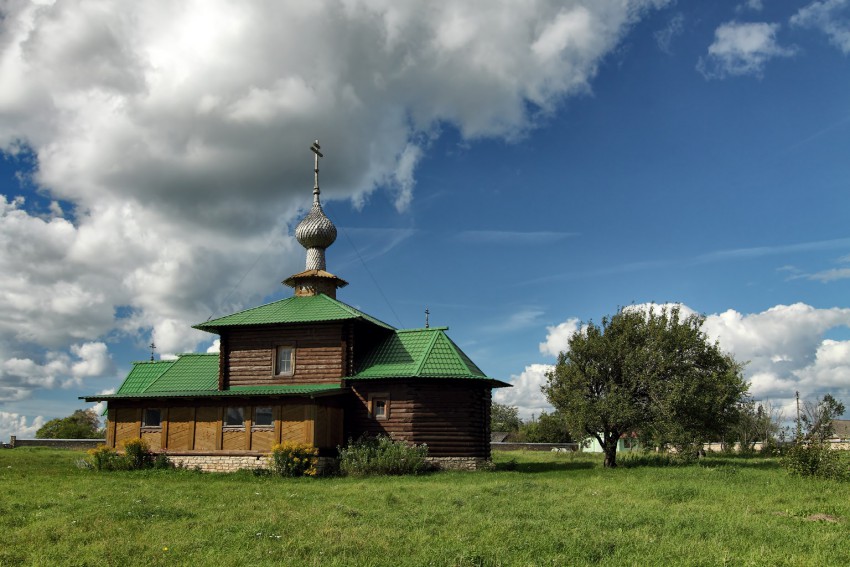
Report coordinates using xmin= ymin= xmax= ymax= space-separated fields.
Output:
xmin=276 ymin=346 xmax=294 ymax=375
xmin=224 ymin=406 xmax=245 ymax=427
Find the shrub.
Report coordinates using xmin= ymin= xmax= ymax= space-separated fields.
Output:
xmin=268 ymin=442 xmax=318 ymax=477
xmin=152 ymin=452 xmax=172 ymax=470
xmin=338 ymin=435 xmax=429 ymax=476
xmin=123 ymin=438 xmax=154 ymax=470
xmin=86 ymin=445 xmax=127 ymax=471
xmin=85 ymin=439 xmax=171 ymax=472
xmin=781 ymin=442 xmax=847 ymax=480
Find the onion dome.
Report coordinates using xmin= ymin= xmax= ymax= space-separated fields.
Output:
xmin=295 ymin=188 xmax=337 ymax=271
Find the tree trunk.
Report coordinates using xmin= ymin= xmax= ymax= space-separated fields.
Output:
xmin=603 ymin=437 xmax=618 ymax=468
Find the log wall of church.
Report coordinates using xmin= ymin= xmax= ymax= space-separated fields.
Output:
xmin=223 ymin=323 xmax=347 ymax=387
xmin=346 ymin=380 xmax=492 ymax=458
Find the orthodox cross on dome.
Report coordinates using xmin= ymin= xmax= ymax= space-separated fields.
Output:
xmin=310 ymin=140 xmax=323 ymax=201
xmin=425 ymin=307 xmax=430 ymax=329
xmin=149 ymin=341 xmax=156 ymax=362
xmin=283 ymin=139 xmax=347 ymax=299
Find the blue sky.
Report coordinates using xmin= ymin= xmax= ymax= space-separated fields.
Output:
xmin=2 ymin=0 xmax=850 ymax=438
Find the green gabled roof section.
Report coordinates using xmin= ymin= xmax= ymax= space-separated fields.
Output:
xmin=352 ymin=327 xmax=509 ymax=386
xmin=116 ymin=360 xmax=174 ymax=394
xmin=146 ymin=353 xmax=219 ymax=392
xmin=193 ymin=294 xmax=394 ymax=332
xmin=419 ymin=332 xmax=487 ymax=377
xmin=82 ymin=353 xmax=348 ymax=401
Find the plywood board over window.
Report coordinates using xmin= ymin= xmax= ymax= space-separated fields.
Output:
xmin=194 ymin=407 xmax=219 ymax=451
xmin=167 ymin=407 xmax=194 ymax=450
xmin=281 ymin=404 xmax=309 ymax=444
xmin=115 ymin=408 xmax=142 ymax=444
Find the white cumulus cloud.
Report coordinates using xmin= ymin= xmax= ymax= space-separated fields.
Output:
xmin=0 ymin=411 xmax=45 ymax=442
xmin=494 ymin=363 xmax=554 ymax=420
xmin=0 ymin=340 xmax=115 ymax=401
xmin=792 ymin=0 xmax=850 ymax=54
xmin=539 ymin=318 xmax=582 ymax=357
xmin=702 ymin=303 xmax=850 ymax=403
xmin=697 ymin=21 xmax=796 ymax=79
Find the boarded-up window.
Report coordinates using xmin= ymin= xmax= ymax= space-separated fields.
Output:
xmin=224 ymin=407 xmax=244 ymax=427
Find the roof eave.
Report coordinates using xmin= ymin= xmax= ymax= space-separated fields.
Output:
xmin=346 ymin=375 xmax=511 ymax=387
xmin=80 ymin=387 xmax=350 ymax=402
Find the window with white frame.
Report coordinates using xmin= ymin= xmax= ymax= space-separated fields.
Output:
xmin=369 ymin=394 xmax=390 ymax=420
xmin=275 ymin=346 xmax=294 ymax=376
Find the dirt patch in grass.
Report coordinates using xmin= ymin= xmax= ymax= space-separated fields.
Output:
xmin=773 ymin=511 xmax=842 ymax=523
xmin=805 ymin=513 xmax=840 ymax=523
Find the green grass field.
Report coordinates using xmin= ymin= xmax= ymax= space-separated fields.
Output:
xmin=1 ymin=448 xmax=848 ymax=566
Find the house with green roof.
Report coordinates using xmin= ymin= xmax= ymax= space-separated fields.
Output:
xmin=83 ymin=142 xmax=508 ymax=471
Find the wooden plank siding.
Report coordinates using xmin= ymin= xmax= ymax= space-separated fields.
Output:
xmin=347 ymin=380 xmax=492 ymax=458
xmin=224 ymin=323 xmax=347 ymax=387
xmin=194 ymin=407 xmax=218 ymax=451
xmin=167 ymin=407 xmax=193 ymax=450
xmin=106 ymin=399 xmax=343 ymax=453
xmin=113 ymin=408 xmax=141 ymax=447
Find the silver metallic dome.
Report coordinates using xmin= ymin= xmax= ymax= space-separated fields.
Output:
xmin=295 ymin=196 xmax=337 ymax=249
xmin=295 ymin=190 xmax=337 ymax=271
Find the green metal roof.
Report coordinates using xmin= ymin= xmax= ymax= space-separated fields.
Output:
xmin=146 ymin=353 xmax=219 ymax=392
xmin=116 ymin=361 xmax=174 ymax=394
xmin=194 ymin=294 xmax=394 ymax=332
xmin=81 ymin=353 xmax=347 ymax=401
xmin=352 ymin=328 xmax=507 ymax=385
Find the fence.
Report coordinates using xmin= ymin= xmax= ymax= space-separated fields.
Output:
xmin=491 ymin=442 xmax=579 ymax=452
xmin=6 ymin=436 xmax=103 ymax=450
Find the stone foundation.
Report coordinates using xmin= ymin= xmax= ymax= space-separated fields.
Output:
xmin=426 ymin=456 xmax=491 ymax=471
xmin=168 ymin=454 xmax=337 ymax=474
xmin=169 ymin=454 xmax=270 ymax=473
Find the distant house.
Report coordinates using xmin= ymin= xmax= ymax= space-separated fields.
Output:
xmin=830 ymin=419 xmax=850 ymax=442
xmin=83 ymin=142 xmax=509 ymax=471
xmin=581 ymin=433 xmax=641 ymax=454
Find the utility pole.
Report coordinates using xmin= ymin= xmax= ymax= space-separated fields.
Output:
xmin=795 ymin=390 xmax=802 ymax=443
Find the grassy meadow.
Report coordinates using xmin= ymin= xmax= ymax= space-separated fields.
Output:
xmin=1 ymin=448 xmax=848 ymax=566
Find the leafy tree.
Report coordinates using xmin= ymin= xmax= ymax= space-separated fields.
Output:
xmin=519 ymin=411 xmax=572 ymax=443
xmin=36 ymin=409 xmax=103 ymax=439
xmin=543 ymin=306 xmax=747 ymax=468
xmin=491 ymin=402 xmax=522 ymax=432
xmin=802 ymin=394 xmax=845 ymax=442
xmin=731 ymin=399 xmax=782 ymax=452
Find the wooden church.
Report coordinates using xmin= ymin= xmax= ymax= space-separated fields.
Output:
xmin=84 ymin=142 xmax=509 ymax=471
